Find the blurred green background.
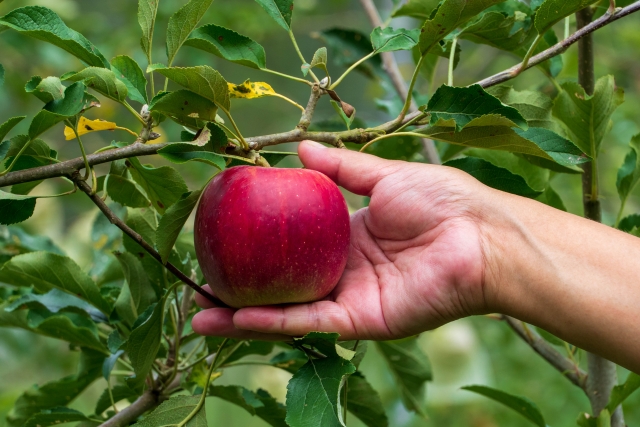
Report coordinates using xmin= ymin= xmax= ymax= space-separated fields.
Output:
xmin=1 ymin=0 xmax=640 ymax=426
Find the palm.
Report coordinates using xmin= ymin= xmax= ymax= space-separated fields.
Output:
xmin=327 ymin=166 xmax=486 ymax=339
xmin=192 ymin=143 xmax=489 ymax=341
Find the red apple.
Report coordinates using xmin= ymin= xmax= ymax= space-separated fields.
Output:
xmin=194 ymin=166 xmax=350 ymax=308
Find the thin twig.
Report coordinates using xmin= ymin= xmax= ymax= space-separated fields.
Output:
xmin=358 ymin=0 xmax=442 ymax=165
xmin=69 ymin=171 xmax=224 ymax=307
xmin=98 ymin=390 xmax=163 ymax=427
xmin=297 ymin=84 xmax=323 ymax=132
xmin=3 ymin=2 xmax=640 ymax=188
xmin=503 ymin=316 xmax=587 ymax=389
xmin=477 ymin=1 xmax=640 ymax=88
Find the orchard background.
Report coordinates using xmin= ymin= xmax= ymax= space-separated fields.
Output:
xmin=0 ymin=0 xmax=640 ymax=426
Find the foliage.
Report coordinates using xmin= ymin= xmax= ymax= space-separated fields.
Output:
xmin=0 ymin=0 xmax=639 ymax=426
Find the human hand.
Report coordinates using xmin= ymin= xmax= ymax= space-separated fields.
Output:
xmin=192 ymin=140 xmax=498 ymax=341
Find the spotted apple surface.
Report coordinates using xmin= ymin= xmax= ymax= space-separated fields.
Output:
xmin=194 ymin=166 xmax=351 ymax=308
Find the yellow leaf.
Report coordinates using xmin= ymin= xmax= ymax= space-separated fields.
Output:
xmin=228 ymin=80 xmax=277 ymax=99
xmin=64 ymin=117 xmax=137 ymax=140
xmin=228 ymin=80 xmax=304 ymax=112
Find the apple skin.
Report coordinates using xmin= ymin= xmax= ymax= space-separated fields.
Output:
xmin=194 ymin=166 xmax=350 ymax=308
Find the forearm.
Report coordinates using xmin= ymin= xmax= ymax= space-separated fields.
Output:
xmin=481 ymin=191 xmax=640 ymax=373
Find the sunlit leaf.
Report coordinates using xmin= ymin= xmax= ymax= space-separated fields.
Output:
xmin=138 ymin=0 xmax=160 ymax=59
xmin=607 ymin=372 xmax=640 ymax=412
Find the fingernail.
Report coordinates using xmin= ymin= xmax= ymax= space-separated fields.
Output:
xmin=303 ymin=140 xmax=327 ymax=149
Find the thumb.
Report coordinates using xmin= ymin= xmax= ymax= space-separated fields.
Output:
xmin=298 ymin=140 xmax=399 ymax=196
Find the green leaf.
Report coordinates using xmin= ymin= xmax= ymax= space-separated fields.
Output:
xmin=156 ymin=190 xmax=202 ymax=264
xmin=0 ymin=116 xmax=25 ymax=142
xmin=63 ymin=67 xmax=128 ymax=103
xmin=0 ymin=63 xmax=4 ymax=87
xmin=149 ymin=90 xmax=218 ymax=129
xmin=25 ymin=76 xmax=65 ymax=104
xmin=466 ymin=149 xmax=549 ymax=192
xmin=128 ymin=158 xmax=189 ymax=214
xmin=254 ymin=0 xmax=294 ymax=31
xmin=166 ymin=0 xmax=214 ymax=65
xmin=6 ymin=349 xmax=103 ymax=427
xmin=486 ymin=85 xmax=563 ymax=133
xmin=393 ymin=0 xmax=441 ymax=19
xmin=318 ymin=29 xmax=382 ymax=79
xmin=607 ymin=372 xmax=640 ymax=412
xmin=536 ymin=185 xmax=567 ymax=211
xmin=6 ymin=289 xmax=106 ymax=322
xmin=269 ymin=349 xmax=308 ymax=373
xmin=24 ymin=407 xmax=88 ymax=427
xmin=616 ymin=134 xmax=640 ymax=203
xmin=422 ymin=125 xmax=587 ymax=170
xmin=5 ymin=135 xmax=59 ymax=171
xmin=29 ymin=82 xmax=87 ymax=139
xmin=36 ymin=311 xmax=105 ymax=351
xmin=95 ymin=385 xmax=137 ymax=415
xmin=426 ymin=85 xmax=528 ymax=131
xmin=376 ymin=337 xmax=431 ymax=416
xmin=0 ymin=6 xmax=109 ymax=68
xmin=459 ymin=10 xmax=533 ymax=53
xmin=138 ymin=0 xmax=160 ymax=59
xmin=114 ymin=251 xmax=157 ymax=326
xmin=158 ymin=144 xmax=227 ymax=170
xmin=106 ymin=160 xmax=151 ymax=208
xmin=134 ymin=395 xmax=206 ymax=427
xmin=151 ymin=65 xmax=230 ymax=112
xmin=111 ymin=55 xmax=148 ymax=104
xmin=209 ymin=386 xmax=287 ymax=427
xmin=103 ymin=350 xmax=124 ymax=380
xmin=0 ymin=252 xmax=111 ymax=314
xmin=0 ymin=189 xmax=36 ymax=225
xmin=462 ymin=385 xmax=546 ymax=427
xmin=286 ymin=357 xmax=356 ymax=427
xmin=371 ymin=27 xmax=420 ymax=53
xmin=553 ymin=76 xmax=624 ymax=158
xmin=185 ymin=24 xmax=267 ymax=69
xmin=124 ymin=207 xmax=157 ymax=254
xmin=446 ymin=157 xmax=543 ymax=197
xmin=126 ymin=300 xmax=164 ymax=390
xmin=293 ymin=331 xmax=356 ymax=360
xmin=418 ymin=0 xmax=505 ymax=54
xmin=346 ymin=372 xmax=388 ymax=427
xmin=618 ymin=214 xmax=640 ymax=232
xmin=535 ymin=0 xmax=598 ymax=34
xmin=304 ymin=47 xmax=329 ymax=76
xmin=107 ymin=175 xmax=151 ymax=208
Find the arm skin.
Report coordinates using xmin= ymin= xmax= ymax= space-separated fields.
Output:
xmin=192 ymin=140 xmax=640 ymax=374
